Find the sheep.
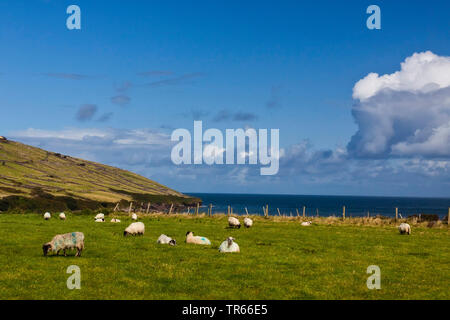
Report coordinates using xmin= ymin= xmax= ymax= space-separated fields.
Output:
xmin=110 ymin=218 xmax=121 ymax=223
xmin=124 ymin=222 xmax=145 ymax=236
xmin=59 ymin=212 xmax=66 ymax=220
xmin=42 ymin=232 xmax=84 ymax=257
xmin=157 ymin=234 xmax=176 ymax=246
xmin=219 ymin=237 xmax=240 ymax=253
xmin=43 ymin=212 xmax=51 ymax=220
xmin=185 ymin=231 xmax=211 ymax=245
xmin=244 ymin=217 xmax=253 ymax=228
xmin=228 ymin=216 xmax=241 ymax=228
xmin=301 ymin=221 xmax=312 ymax=226
xmin=131 ymin=213 xmax=138 ymax=221
xmin=94 ymin=213 xmax=105 ymax=220
xmin=95 ymin=218 xmax=104 ymax=223
xmin=398 ymin=223 xmax=411 ymax=235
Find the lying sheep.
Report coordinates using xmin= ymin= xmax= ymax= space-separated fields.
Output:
xmin=110 ymin=218 xmax=121 ymax=223
xmin=157 ymin=234 xmax=176 ymax=246
xmin=398 ymin=223 xmax=411 ymax=235
xmin=131 ymin=213 xmax=138 ymax=221
xmin=228 ymin=216 xmax=241 ymax=228
xmin=43 ymin=232 xmax=84 ymax=257
xmin=95 ymin=218 xmax=104 ymax=222
xmin=301 ymin=221 xmax=312 ymax=226
xmin=244 ymin=217 xmax=253 ymax=228
xmin=95 ymin=213 xmax=105 ymax=220
xmin=44 ymin=212 xmax=51 ymax=220
xmin=219 ymin=237 xmax=240 ymax=253
xmin=59 ymin=212 xmax=66 ymax=220
xmin=185 ymin=231 xmax=211 ymax=245
xmin=124 ymin=222 xmax=145 ymax=236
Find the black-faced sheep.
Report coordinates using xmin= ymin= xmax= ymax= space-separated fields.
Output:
xmin=398 ymin=223 xmax=411 ymax=235
xmin=228 ymin=217 xmax=241 ymax=228
xmin=42 ymin=232 xmax=84 ymax=257
xmin=157 ymin=234 xmax=176 ymax=246
xmin=218 ymin=237 xmax=240 ymax=253
xmin=244 ymin=217 xmax=253 ymax=228
xmin=44 ymin=212 xmax=51 ymax=220
xmin=124 ymin=222 xmax=145 ymax=236
xmin=185 ymin=231 xmax=211 ymax=245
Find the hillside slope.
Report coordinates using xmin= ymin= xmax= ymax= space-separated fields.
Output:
xmin=0 ymin=138 xmax=196 ymax=211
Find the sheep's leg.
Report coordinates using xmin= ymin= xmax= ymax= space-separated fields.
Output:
xmin=76 ymin=248 xmax=81 ymax=257
xmin=63 ymin=249 xmax=67 ymax=257
xmin=56 ymin=249 xmax=60 ymax=256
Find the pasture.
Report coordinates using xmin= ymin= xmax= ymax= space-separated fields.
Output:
xmin=0 ymin=213 xmax=448 ymax=299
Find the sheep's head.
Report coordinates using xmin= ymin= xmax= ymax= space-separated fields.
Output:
xmin=42 ymin=243 xmax=52 ymax=256
xmin=169 ymin=239 xmax=177 ymax=246
xmin=227 ymin=237 xmax=235 ymax=246
xmin=123 ymin=230 xmax=128 ymax=236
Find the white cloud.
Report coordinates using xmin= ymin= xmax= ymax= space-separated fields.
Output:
xmin=353 ymin=51 xmax=450 ymax=101
xmin=348 ymin=51 xmax=450 ymax=158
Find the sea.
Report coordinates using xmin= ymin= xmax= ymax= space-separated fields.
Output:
xmin=186 ymin=193 xmax=450 ymax=218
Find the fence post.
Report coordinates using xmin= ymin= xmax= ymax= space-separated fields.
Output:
xmin=343 ymin=206 xmax=346 ymax=220
xmin=303 ymin=206 xmax=306 ymax=217
xmin=169 ymin=203 xmax=173 ymax=215
xmin=277 ymin=208 xmax=281 ymax=216
xmin=146 ymin=202 xmax=150 ymax=214
xmin=245 ymin=207 xmax=249 ymax=216
xmin=128 ymin=202 xmax=133 ymax=216
xmin=296 ymin=208 xmax=299 ymax=217
xmin=196 ymin=203 xmax=199 ymax=216
xmin=266 ymin=205 xmax=269 ymax=217
xmin=395 ymin=207 xmax=398 ymax=220
xmin=448 ymin=208 xmax=450 ymax=225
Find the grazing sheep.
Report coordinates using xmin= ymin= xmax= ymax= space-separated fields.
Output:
xmin=131 ymin=213 xmax=138 ymax=221
xmin=110 ymin=218 xmax=121 ymax=223
xmin=43 ymin=212 xmax=51 ymax=220
xmin=95 ymin=218 xmax=104 ymax=223
xmin=185 ymin=231 xmax=211 ymax=245
xmin=398 ymin=223 xmax=411 ymax=235
xmin=42 ymin=232 xmax=84 ymax=257
xmin=219 ymin=237 xmax=240 ymax=253
xmin=95 ymin=213 xmax=105 ymax=220
xmin=228 ymin=216 xmax=241 ymax=228
xmin=124 ymin=222 xmax=145 ymax=236
xmin=59 ymin=212 xmax=66 ymax=220
xmin=301 ymin=221 xmax=312 ymax=226
xmin=244 ymin=217 xmax=253 ymax=228
xmin=157 ymin=234 xmax=176 ymax=246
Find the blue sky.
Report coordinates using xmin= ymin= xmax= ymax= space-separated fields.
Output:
xmin=1 ymin=1 xmax=450 ymax=196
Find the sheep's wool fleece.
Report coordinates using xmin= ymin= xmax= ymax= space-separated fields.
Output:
xmin=51 ymin=232 xmax=84 ymax=251
xmin=157 ymin=234 xmax=173 ymax=244
xmin=219 ymin=240 xmax=240 ymax=253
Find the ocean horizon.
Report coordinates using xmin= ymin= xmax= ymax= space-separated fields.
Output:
xmin=186 ymin=193 xmax=450 ymax=218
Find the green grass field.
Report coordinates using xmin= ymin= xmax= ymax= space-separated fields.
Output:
xmin=0 ymin=213 xmax=448 ymax=300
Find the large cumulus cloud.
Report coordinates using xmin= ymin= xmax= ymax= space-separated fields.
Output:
xmin=348 ymin=51 xmax=450 ymax=158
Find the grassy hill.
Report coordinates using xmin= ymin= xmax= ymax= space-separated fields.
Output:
xmin=0 ymin=137 xmax=198 ymax=212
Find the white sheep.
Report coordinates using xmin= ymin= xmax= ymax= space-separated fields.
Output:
xmin=185 ymin=231 xmax=211 ymax=245
xmin=110 ymin=218 xmax=121 ymax=223
xmin=301 ymin=221 xmax=312 ymax=226
xmin=43 ymin=232 xmax=84 ymax=257
xmin=228 ymin=216 xmax=241 ymax=228
xmin=219 ymin=237 xmax=240 ymax=253
xmin=43 ymin=212 xmax=51 ymax=220
xmin=94 ymin=213 xmax=105 ymax=220
xmin=124 ymin=222 xmax=145 ymax=236
xmin=95 ymin=218 xmax=104 ymax=223
xmin=244 ymin=217 xmax=253 ymax=228
xmin=157 ymin=234 xmax=176 ymax=246
xmin=131 ymin=213 xmax=138 ymax=220
xmin=59 ymin=212 xmax=66 ymax=220
xmin=398 ymin=223 xmax=411 ymax=235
